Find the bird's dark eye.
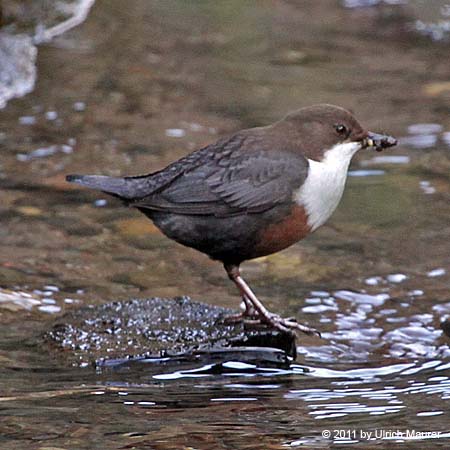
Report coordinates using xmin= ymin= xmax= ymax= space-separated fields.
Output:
xmin=335 ymin=124 xmax=348 ymax=136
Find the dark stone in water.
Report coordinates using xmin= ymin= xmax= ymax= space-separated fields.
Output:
xmin=46 ymin=296 xmax=296 ymax=367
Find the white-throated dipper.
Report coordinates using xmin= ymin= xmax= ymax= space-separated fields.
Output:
xmin=67 ymin=104 xmax=397 ymax=337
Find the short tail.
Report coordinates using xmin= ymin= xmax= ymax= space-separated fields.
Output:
xmin=66 ymin=174 xmax=146 ymax=200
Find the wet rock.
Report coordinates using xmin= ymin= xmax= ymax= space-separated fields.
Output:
xmin=258 ymin=252 xmax=338 ymax=283
xmin=15 ymin=205 xmax=43 ymax=217
xmin=46 ymin=296 xmax=296 ymax=367
xmin=50 ymin=216 xmax=103 ymax=237
xmin=423 ymin=81 xmax=450 ymax=97
xmin=0 ymin=266 xmax=29 ymax=285
xmin=109 ymin=264 xmax=178 ymax=289
xmin=113 ymin=217 xmax=168 ymax=249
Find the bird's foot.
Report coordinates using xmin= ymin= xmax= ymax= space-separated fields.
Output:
xmin=223 ymin=298 xmax=258 ymax=324
xmin=262 ymin=314 xmax=321 ymax=338
xmin=224 ymin=311 xmax=320 ymax=338
xmin=222 ymin=310 xmax=259 ymax=324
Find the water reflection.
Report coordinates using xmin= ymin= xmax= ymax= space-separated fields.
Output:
xmin=77 ymin=356 xmax=450 ymax=446
xmin=1 ymin=0 xmax=450 ymax=448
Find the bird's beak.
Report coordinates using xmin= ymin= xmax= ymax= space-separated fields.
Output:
xmin=363 ymin=131 xmax=397 ymax=152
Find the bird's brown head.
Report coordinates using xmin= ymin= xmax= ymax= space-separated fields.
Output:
xmin=273 ymin=104 xmax=397 ymax=162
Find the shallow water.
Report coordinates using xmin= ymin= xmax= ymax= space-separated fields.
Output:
xmin=0 ymin=0 xmax=450 ymax=448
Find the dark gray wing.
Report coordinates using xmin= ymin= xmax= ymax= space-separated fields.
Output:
xmin=132 ymin=135 xmax=309 ymax=217
xmin=66 ymin=136 xmax=234 ymax=200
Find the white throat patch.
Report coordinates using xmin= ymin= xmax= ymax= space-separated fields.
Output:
xmin=294 ymin=141 xmax=362 ymax=231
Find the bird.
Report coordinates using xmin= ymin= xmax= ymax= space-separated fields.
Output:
xmin=67 ymin=104 xmax=397 ymax=338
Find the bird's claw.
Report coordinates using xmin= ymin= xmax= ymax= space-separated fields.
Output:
xmin=264 ymin=314 xmax=320 ymax=337
xmin=222 ymin=311 xmax=259 ymax=324
xmin=224 ymin=311 xmax=320 ymax=338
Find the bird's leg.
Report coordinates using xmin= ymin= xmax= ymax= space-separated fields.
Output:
xmin=241 ymin=294 xmax=258 ymax=317
xmin=224 ymin=263 xmax=320 ymax=337
xmin=222 ymin=292 xmax=258 ymax=324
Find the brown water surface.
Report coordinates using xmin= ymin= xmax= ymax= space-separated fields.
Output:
xmin=0 ymin=1 xmax=450 ymax=448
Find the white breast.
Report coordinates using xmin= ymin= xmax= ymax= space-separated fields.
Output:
xmin=294 ymin=141 xmax=362 ymax=231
